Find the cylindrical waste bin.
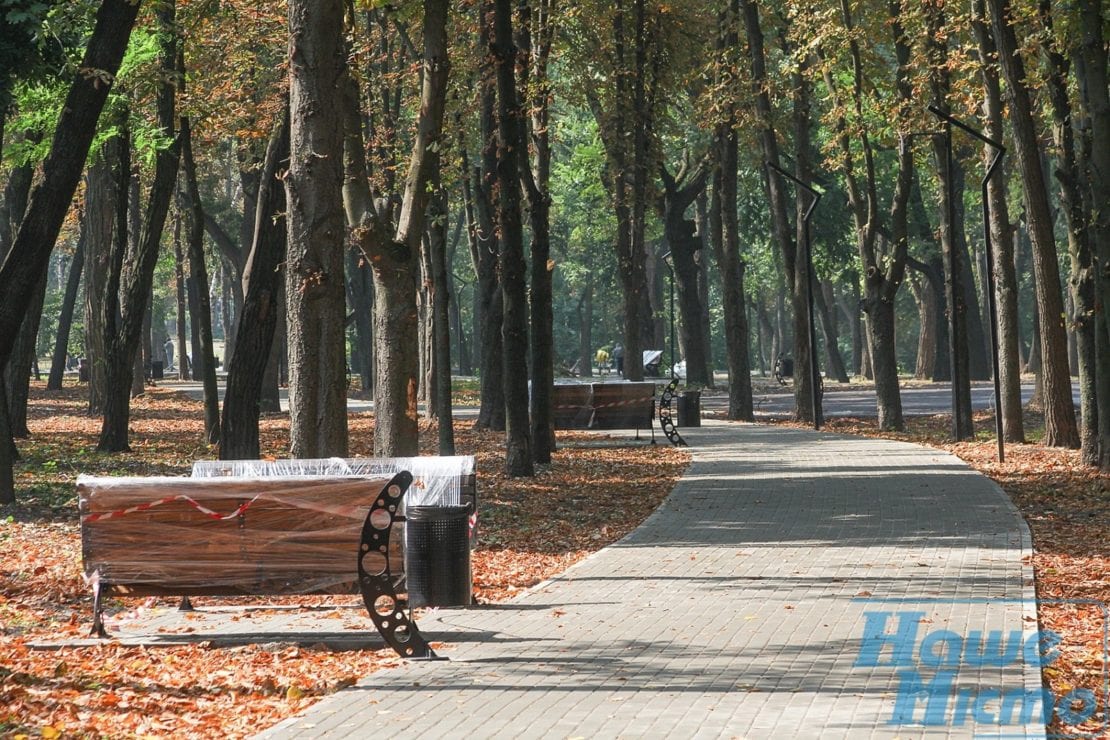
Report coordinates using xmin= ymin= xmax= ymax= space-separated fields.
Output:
xmin=676 ymin=390 xmax=701 ymax=427
xmin=150 ymin=360 xmax=164 ymax=380
xmin=404 ymin=505 xmax=472 ymax=607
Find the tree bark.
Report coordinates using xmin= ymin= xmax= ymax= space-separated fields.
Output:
xmin=493 ymin=0 xmax=533 ymax=476
xmin=987 ymin=0 xmax=1079 ymax=447
xmin=286 ymin=0 xmax=349 ymax=459
xmin=220 ymin=109 xmax=290 ymax=460
xmin=1072 ymin=0 xmax=1110 ymax=467
xmin=474 ymin=2 xmax=505 ymax=432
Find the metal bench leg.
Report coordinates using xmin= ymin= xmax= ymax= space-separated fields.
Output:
xmin=358 ymin=471 xmax=443 ymax=661
xmin=90 ymin=580 xmax=109 ymax=638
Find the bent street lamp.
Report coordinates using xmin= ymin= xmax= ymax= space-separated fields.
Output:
xmin=767 ymin=162 xmax=823 ymax=430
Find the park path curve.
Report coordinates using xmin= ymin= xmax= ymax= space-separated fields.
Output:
xmin=260 ymin=421 xmax=1042 ymax=739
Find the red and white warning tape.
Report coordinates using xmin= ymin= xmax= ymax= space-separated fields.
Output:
xmin=83 ymin=493 xmax=264 ymax=523
xmin=553 ymin=396 xmax=652 ymax=411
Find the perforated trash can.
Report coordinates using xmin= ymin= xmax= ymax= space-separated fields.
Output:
xmin=404 ymin=505 xmax=472 ymax=608
xmin=676 ymin=390 xmax=701 ymax=427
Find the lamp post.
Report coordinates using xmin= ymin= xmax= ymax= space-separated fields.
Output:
xmin=928 ymin=105 xmax=1007 ymax=460
xmin=767 ymin=162 xmax=822 ymax=430
xmin=661 ymin=251 xmax=676 ymax=379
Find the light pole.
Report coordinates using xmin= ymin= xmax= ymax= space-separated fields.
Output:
xmin=661 ymin=251 xmax=676 ymax=379
xmin=767 ymin=162 xmax=823 ymax=430
xmin=928 ymin=105 xmax=1007 ymax=460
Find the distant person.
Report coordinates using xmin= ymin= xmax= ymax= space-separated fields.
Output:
xmin=612 ymin=343 xmax=624 ymax=376
xmin=164 ymin=339 xmax=174 ymax=370
xmin=595 ymin=347 xmax=610 ymax=374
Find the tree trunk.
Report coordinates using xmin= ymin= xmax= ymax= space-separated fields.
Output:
xmin=129 ymin=173 xmax=146 ymax=400
xmin=6 ymin=271 xmax=47 ymax=437
xmin=428 ymin=179 xmax=455 ymax=455
xmin=2 ymin=156 xmax=38 ymax=437
xmin=987 ymin=0 xmax=1079 ymax=447
xmin=493 ymin=0 xmax=533 ymax=477
xmin=1035 ymin=0 xmax=1095 ymax=461
xmin=345 ymin=246 xmax=374 ymax=393
xmin=474 ymin=3 xmax=505 ymax=433
xmin=815 ymin=279 xmax=849 ymax=383
xmin=909 ymin=273 xmax=936 ymax=379
xmin=285 ymin=0 xmax=349 ymax=459
xmin=1072 ymin=0 xmax=1110 ymax=467
xmin=173 ymin=211 xmax=190 ymax=380
xmin=99 ymin=2 xmax=181 ymax=453
xmin=659 ymin=164 xmax=711 ymax=388
xmin=181 ymin=116 xmax=220 ymax=444
xmin=47 ymin=225 xmax=86 ymax=390
xmin=972 ymin=0 xmax=1024 ymax=443
xmin=220 ymin=109 xmax=290 ymax=460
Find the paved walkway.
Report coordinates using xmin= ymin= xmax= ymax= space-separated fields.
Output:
xmin=261 ymin=421 xmax=1043 ymax=739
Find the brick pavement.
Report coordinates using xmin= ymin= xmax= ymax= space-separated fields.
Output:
xmin=260 ymin=421 xmax=1044 ymax=739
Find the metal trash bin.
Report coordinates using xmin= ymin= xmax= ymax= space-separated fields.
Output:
xmin=404 ymin=505 xmax=472 ymax=608
xmin=676 ymin=390 xmax=701 ymax=427
xmin=149 ymin=360 xmax=164 ymax=380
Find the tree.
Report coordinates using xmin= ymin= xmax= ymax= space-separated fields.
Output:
xmin=971 ymin=0 xmax=1023 ymax=443
xmin=343 ymin=0 xmax=450 ymax=457
xmin=47 ymin=222 xmax=86 ymax=390
xmin=0 ymin=0 xmax=142 ymax=502
xmin=493 ymin=0 xmax=534 ymax=476
xmin=220 ymin=108 xmax=289 ymax=460
xmin=518 ymin=0 xmax=556 ymax=463
xmin=98 ymin=0 xmax=181 ymax=452
xmin=710 ymin=0 xmax=753 ymax=420
xmin=986 ymin=0 xmax=1079 ymax=448
xmin=285 ymin=0 xmax=349 ymax=459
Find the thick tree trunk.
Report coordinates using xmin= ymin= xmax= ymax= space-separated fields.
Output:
xmin=285 ymin=0 xmax=349 ymax=459
xmin=493 ymin=0 xmax=533 ymax=476
xmin=47 ymin=226 xmax=85 ymax=390
xmin=220 ymin=110 xmax=290 ymax=460
xmin=987 ymin=0 xmax=1079 ymax=447
xmin=1072 ymin=0 xmax=1110 ymax=467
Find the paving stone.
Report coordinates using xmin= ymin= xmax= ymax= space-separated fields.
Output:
xmin=253 ymin=421 xmax=1043 ymax=739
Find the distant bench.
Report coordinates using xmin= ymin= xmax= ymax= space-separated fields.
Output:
xmin=78 ymin=456 xmax=476 ymax=659
xmin=552 ymin=382 xmax=656 ymax=441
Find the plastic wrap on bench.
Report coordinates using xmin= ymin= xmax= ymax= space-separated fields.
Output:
xmin=192 ymin=456 xmax=479 ymax=548
xmin=357 ymin=471 xmax=438 ymax=660
xmin=192 ymin=456 xmax=474 ymax=507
